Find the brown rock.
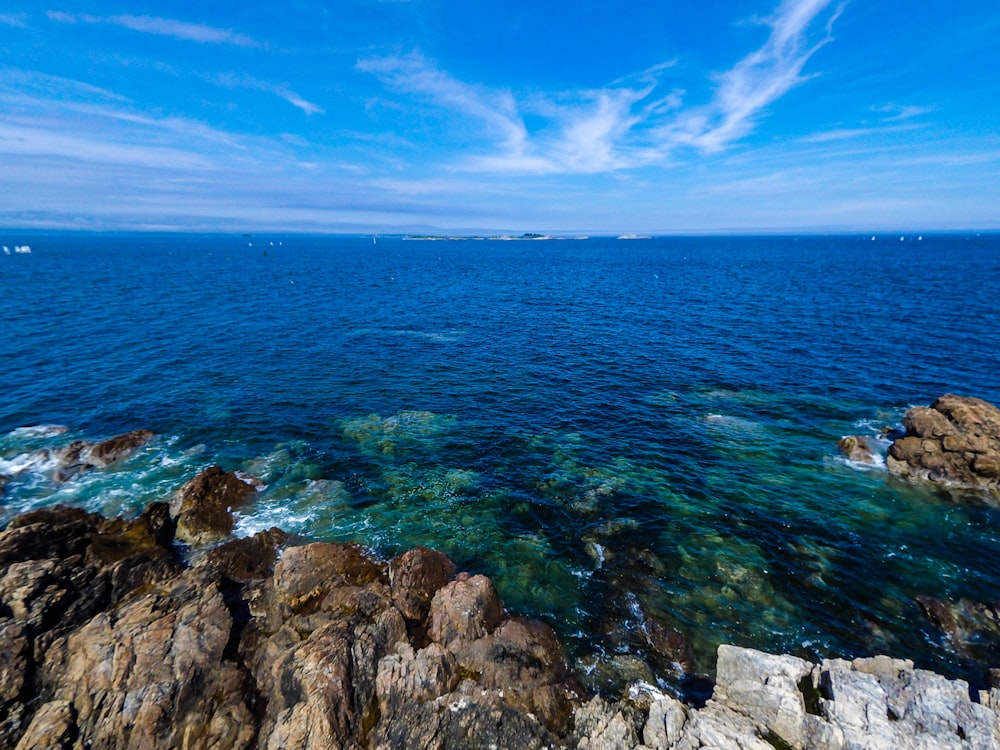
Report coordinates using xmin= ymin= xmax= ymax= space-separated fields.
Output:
xmin=389 ymin=546 xmax=456 ymax=621
xmin=200 ymin=527 xmax=289 ymax=583
xmin=428 ymin=573 xmax=503 ymax=648
xmin=0 ymin=618 xmax=28 ymax=704
xmin=887 ymin=394 xmax=1000 ymax=497
xmin=455 ymin=616 xmax=580 ymax=734
xmin=838 ymin=435 xmax=877 ymax=464
xmin=40 ymin=569 xmax=257 ymax=750
xmin=13 ymin=700 xmax=78 ymax=750
xmin=174 ymin=465 xmax=257 ymax=545
xmin=87 ymin=428 xmax=154 ymax=467
xmin=0 ymin=505 xmax=102 ymax=565
xmin=916 ymin=595 xmax=1000 ymax=665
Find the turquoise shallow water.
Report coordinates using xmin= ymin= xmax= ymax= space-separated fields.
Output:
xmin=2 ymin=232 xmax=999 ymax=692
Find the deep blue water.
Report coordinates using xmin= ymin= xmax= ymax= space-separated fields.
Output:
xmin=2 ymin=232 xmax=999 ymax=692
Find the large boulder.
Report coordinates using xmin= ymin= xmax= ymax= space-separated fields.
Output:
xmin=887 ymin=394 xmax=1000 ymax=497
xmin=173 ymin=465 xmax=258 ymax=544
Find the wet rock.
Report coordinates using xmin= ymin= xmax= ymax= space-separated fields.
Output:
xmin=199 ymin=527 xmax=289 ymax=583
xmin=48 ymin=429 xmax=154 ymax=481
xmin=887 ymin=394 xmax=1000 ymax=497
xmin=837 ymin=435 xmax=877 ymax=464
xmin=173 ymin=465 xmax=258 ymax=544
xmin=389 ymin=546 xmax=456 ymax=622
xmin=88 ymin=428 xmax=155 ymax=466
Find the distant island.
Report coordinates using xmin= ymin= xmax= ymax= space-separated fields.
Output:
xmin=402 ymin=233 xmax=590 ymax=241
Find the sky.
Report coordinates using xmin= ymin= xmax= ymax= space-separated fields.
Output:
xmin=1 ymin=1 xmax=999 ymax=234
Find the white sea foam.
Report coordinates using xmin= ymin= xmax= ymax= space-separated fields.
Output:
xmin=7 ymin=424 xmax=69 ymax=439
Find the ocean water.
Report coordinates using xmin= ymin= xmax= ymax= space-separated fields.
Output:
xmin=2 ymin=232 xmax=999 ymax=693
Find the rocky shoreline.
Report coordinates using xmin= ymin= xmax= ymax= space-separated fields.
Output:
xmin=1 ymin=395 xmax=999 ymax=748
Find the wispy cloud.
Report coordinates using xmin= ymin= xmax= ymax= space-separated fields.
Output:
xmin=359 ymin=0 xmax=843 ymax=175
xmin=872 ymin=103 xmax=936 ymax=122
xmin=357 ymin=53 xmax=528 ymax=151
xmin=664 ymin=0 xmax=844 ymax=151
xmin=47 ymin=10 xmax=260 ymax=47
xmin=212 ymin=73 xmax=324 ymax=115
xmin=0 ymin=13 xmax=28 ymax=28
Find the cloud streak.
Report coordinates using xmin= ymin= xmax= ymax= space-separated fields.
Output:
xmin=47 ymin=10 xmax=260 ymax=47
xmin=359 ymin=0 xmax=843 ymax=175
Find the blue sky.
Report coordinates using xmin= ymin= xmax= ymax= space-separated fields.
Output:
xmin=1 ymin=1 xmax=998 ymax=233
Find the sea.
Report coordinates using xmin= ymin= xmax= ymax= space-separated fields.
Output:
xmin=2 ymin=232 xmax=999 ymax=695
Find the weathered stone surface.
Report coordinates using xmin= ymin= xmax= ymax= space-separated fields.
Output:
xmin=199 ymin=527 xmax=289 ymax=583
xmin=34 ymin=569 xmax=256 ymax=749
xmin=372 ymin=678 xmax=560 ymax=750
xmin=13 ymin=700 xmax=78 ymax=750
xmin=389 ymin=545 xmax=456 ymax=621
xmin=173 ymin=465 xmax=258 ymax=544
xmin=887 ymin=394 xmax=1000 ymax=497
xmin=428 ymin=572 xmax=503 ymax=648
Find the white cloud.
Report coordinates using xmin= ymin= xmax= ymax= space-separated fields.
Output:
xmin=357 ymin=53 xmax=527 ymax=151
xmin=0 ymin=13 xmax=28 ymax=28
xmin=672 ymin=0 xmax=843 ymax=152
xmin=211 ymin=73 xmax=324 ymax=115
xmin=872 ymin=103 xmax=936 ymax=122
xmin=47 ymin=10 xmax=260 ymax=47
xmin=359 ymin=0 xmax=843 ymax=175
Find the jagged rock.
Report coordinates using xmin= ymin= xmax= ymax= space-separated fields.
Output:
xmin=13 ymin=700 xmax=77 ymax=750
xmin=838 ymin=435 xmax=877 ymax=464
xmin=173 ymin=465 xmax=258 ymax=544
xmin=199 ymin=527 xmax=289 ymax=583
xmin=38 ymin=569 xmax=257 ymax=749
xmin=0 ymin=505 xmax=102 ymax=564
xmin=572 ymin=695 xmax=644 ymax=749
xmin=887 ymin=394 xmax=1000 ymax=497
xmin=449 ymin=615 xmax=581 ymax=734
xmin=371 ymin=678 xmax=560 ymax=750
xmin=712 ymin=644 xmax=840 ymax=749
xmin=389 ymin=546 xmax=456 ymax=622
xmin=4 ymin=495 xmax=1000 ymax=750
xmin=428 ymin=572 xmax=504 ymax=648
xmin=642 ymin=694 xmax=688 ymax=748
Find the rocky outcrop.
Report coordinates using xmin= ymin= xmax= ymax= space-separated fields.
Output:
xmin=172 ymin=465 xmax=258 ymax=544
xmin=2 ymin=486 xmax=999 ymax=748
xmin=887 ymin=394 xmax=1000 ymax=498
xmin=593 ymin=646 xmax=1000 ymax=749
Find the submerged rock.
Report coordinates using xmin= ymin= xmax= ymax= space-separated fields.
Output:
xmin=916 ymin=595 xmax=1000 ymax=669
xmin=837 ymin=434 xmax=878 ymax=464
xmin=887 ymin=394 xmax=1000 ymax=498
